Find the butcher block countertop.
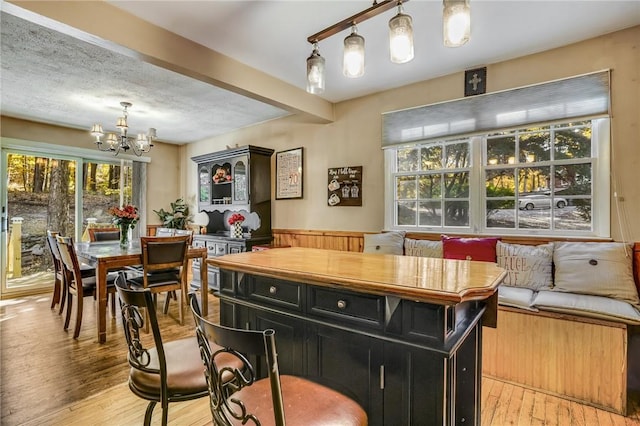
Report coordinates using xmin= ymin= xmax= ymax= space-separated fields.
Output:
xmin=207 ymin=247 xmax=506 ymax=304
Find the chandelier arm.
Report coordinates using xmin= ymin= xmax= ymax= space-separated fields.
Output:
xmin=307 ymin=0 xmax=407 ymax=44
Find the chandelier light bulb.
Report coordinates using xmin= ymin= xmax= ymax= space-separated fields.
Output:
xmin=306 ymin=43 xmax=326 ymax=94
xmin=343 ymin=25 xmax=365 ymax=78
xmin=389 ymin=4 xmax=414 ymax=64
xmin=443 ymin=0 xmax=470 ymax=47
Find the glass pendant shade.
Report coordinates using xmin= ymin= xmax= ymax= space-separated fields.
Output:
xmin=443 ymin=0 xmax=470 ymax=47
xmin=343 ymin=26 xmax=365 ymax=78
xmin=306 ymin=44 xmax=326 ymax=94
xmin=389 ymin=6 xmax=414 ymax=64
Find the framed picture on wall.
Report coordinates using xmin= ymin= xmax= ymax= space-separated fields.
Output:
xmin=276 ymin=147 xmax=303 ymax=199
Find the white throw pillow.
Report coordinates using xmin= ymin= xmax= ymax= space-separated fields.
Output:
xmin=496 ymin=241 xmax=554 ymax=291
xmin=553 ymin=242 xmax=640 ymax=306
xmin=533 ymin=290 xmax=640 ymax=324
xmin=363 ymin=231 xmax=405 ymax=255
xmin=404 ymin=238 xmax=443 ymax=258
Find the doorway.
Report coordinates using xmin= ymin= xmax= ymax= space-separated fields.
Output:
xmin=1 ymin=149 xmax=131 ymax=298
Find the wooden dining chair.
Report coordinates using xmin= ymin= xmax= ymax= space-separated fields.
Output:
xmin=55 ymin=235 xmax=117 ymax=338
xmin=189 ymin=294 xmax=368 ymax=426
xmin=123 ymin=235 xmax=190 ymax=326
xmin=115 ymin=280 xmax=243 ymax=426
xmin=88 ymin=227 xmax=120 ymax=242
xmin=46 ymin=231 xmax=96 ymax=314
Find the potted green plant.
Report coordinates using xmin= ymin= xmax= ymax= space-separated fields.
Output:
xmin=153 ymin=198 xmax=193 ymax=229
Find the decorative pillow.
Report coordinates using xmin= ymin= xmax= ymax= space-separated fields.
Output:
xmin=441 ymin=236 xmax=499 ymax=262
xmin=498 ymin=286 xmax=539 ymax=312
xmin=496 ymin=241 xmax=554 ymax=291
xmin=553 ymin=242 xmax=640 ymax=307
xmin=532 ymin=290 xmax=640 ymax=324
xmin=404 ymin=238 xmax=443 ymax=258
xmin=363 ymin=231 xmax=405 ymax=255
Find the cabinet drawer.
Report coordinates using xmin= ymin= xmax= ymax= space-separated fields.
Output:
xmin=248 ymin=277 xmax=303 ymax=311
xmin=206 ymin=241 xmax=227 ymax=256
xmin=309 ymin=287 xmax=384 ymax=329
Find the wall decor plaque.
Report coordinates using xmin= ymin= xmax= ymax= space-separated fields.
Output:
xmin=327 ymin=166 xmax=362 ymax=206
xmin=464 ymin=67 xmax=487 ymax=96
xmin=276 ymin=147 xmax=303 ymax=199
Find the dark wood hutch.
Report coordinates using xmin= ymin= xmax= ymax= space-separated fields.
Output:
xmin=190 ymin=145 xmax=274 ymax=291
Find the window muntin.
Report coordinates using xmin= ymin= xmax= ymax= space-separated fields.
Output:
xmin=387 ymin=119 xmax=607 ymax=237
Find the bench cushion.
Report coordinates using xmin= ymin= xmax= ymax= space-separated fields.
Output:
xmin=553 ymin=242 xmax=640 ymax=307
xmin=533 ymin=290 xmax=640 ymax=324
xmin=496 ymin=241 xmax=554 ymax=291
xmin=498 ymin=286 xmax=538 ymax=311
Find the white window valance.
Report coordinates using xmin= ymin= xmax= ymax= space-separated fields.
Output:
xmin=382 ymin=70 xmax=610 ymax=147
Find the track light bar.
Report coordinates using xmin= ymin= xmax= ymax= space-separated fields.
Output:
xmin=307 ymin=0 xmax=410 ymax=44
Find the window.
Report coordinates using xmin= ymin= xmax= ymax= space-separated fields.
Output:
xmin=384 ymin=118 xmax=610 ymax=237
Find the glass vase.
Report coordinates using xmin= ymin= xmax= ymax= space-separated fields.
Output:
xmin=119 ymin=223 xmax=130 ymax=249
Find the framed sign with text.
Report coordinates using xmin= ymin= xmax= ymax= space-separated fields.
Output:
xmin=276 ymin=147 xmax=303 ymax=199
xmin=327 ymin=166 xmax=362 ymax=206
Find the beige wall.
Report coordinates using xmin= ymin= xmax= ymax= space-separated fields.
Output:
xmin=184 ymin=25 xmax=640 ymax=240
xmin=0 ymin=115 xmax=182 ymax=225
xmin=3 ymin=25 xmax=638 ymax=239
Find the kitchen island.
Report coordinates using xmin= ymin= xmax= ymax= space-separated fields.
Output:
xmin=207 ymin=247 xmax=505 ymax=426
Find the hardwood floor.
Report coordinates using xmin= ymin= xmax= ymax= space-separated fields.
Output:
xmin=2 ymin=292 xmax=640 ymax=425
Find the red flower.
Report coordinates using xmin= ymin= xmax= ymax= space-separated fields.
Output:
xmin=108 ymin=204 xmax=139 ymax=228
xmin=228 ymin=213 xmax=245 ymax=225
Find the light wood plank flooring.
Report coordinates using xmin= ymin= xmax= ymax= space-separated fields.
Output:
xmin=2 ymin=292 xmax=639 ymax=425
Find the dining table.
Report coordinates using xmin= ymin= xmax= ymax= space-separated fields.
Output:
xmin=76 ymin=240 xmax=208 ymax=343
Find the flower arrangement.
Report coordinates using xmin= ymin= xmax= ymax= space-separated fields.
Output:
xmin=153 ymin=198 xmax=192 ymax=230
xmin=108 ymin=204 xmax=139 ymax=228
xmin=228 ymin=213 xmax=245 ymax=225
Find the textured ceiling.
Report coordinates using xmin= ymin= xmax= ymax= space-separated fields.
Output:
xmin=0 ymin=9 xmax=290 ymax=144
xmin=1 ymin=1 xmax=639 ymax=146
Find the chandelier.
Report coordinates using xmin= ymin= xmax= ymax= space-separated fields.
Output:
xmin=306 ymin=0 xmax=471 ymax=94
xmin=90 ymin=101 xmax=156 ymax=156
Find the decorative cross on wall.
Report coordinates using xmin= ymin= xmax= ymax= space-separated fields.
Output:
xmin=464 ymin=67 xmax=487 ymax=96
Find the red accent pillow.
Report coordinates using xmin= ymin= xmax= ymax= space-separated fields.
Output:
xmin=441 ymin=236 xmax=500 ymax=263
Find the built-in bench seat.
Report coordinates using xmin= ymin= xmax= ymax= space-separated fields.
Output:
xmin=361 ymin=232 xmax=640 ymax=415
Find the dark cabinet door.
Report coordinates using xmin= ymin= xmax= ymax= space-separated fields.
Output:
xmin=383 ymin=342 xmax=446 ymax=425
xmin=306 ymin=323 xmax=384 ymax=426
xmin=453 ymin=324 xmax=480 ymax=426
xmin=250 ymin=309 xmax=305 ymax=377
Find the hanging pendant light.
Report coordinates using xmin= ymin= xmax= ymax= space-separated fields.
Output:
xmin=389 ymin=2 xmax=414 ymax=64
xmin=343 ymin=25 xmax=365 ymax=78
xmin=443 ymin=0 xmax=470 ymax=47
xmin=306 ymin=43 xmax=326 ymax=94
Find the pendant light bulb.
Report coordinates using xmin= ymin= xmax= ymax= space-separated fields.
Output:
xmin=306 ymin=43 xmax=326 ymax=94
xmin=443 ymin=0 xmax=470 ymax=47
xmin=389 ymin=3 xmax=414 ymax=64
xmin=343 ymin=25 xmax=365 ymax=78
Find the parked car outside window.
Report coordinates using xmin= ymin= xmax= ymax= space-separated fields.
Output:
xmin=518 ymin=194 xmax=567 ymax=210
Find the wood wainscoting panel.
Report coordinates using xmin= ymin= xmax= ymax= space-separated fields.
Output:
xmin=483 ymin=307 xmax=628 ymax=415
xmin=273 ymin=229 xmax=365 ymax=252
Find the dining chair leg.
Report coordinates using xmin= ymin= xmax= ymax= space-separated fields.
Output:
xmin=178 ymin=290 xmax=183 ymax=325
xmin=58 ymin=279 xmax=67 ymax=316
xmin=50 ymin=278 xmax=61 ymax=309
xmin=110 ymin=293 xmax=116 ymax=317
xmin=64 ymin=293 xmax=72 ymax=331
xmin=73 ymin=294 xmax=83 ymax=339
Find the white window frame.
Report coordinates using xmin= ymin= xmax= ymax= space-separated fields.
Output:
xmin=384 ymin=118 xmax=610 ymax=238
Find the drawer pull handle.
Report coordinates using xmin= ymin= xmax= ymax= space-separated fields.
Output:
xmin=269 ymin=286 xmax=277 ymax=294
xmin=337 ymin=300 xmax=347 ymax=309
